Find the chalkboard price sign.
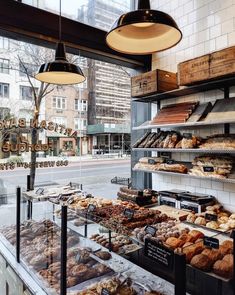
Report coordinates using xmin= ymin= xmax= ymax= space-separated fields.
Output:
xmin=87 ymin=204 xmax=96 ymax=213
xmin=183 ymin=133 xmax=192 ymax=139
xmin=205 ymin=213 xmax=217 ymax=221
xmin=203 ymin=166 xmax=214 ymax=173
xmin=203 ymin=236 xmax=219 ymax=249
xmin=148 ymin=159 xmax=156 ymax=165
xmin=166 ymin=159 xmax=175 ymax=165
xmin=124 ymin=208 xmax=135 ymax=219
xmin=101 ymin=288 xmax=110 ymax=295
xmin=145 ymin=225 xmax=157 ymax=236
xmin=144 ymin=238 xmax=174 ymax=268
xmin=36 ymin=188 xmax=44 ymax=195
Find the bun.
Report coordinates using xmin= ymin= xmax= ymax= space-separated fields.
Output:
xmin=201 ymin=248 xmax=221 ymax=263
xmin=165 ymin=237 xmax=182 ymax=249
xmin=188 ymin=230 xmax=204 ymax=242
xmin=213 ymin=255 xmax=233 ymax=279
xmin=194 ymin=217 xmax=206 ymax=226
xmin=206 ymin=221 xmax=219 ymax=229
xmin=186 ymin=214 xmax=196 ymax=223
xmin=219 ymin=240 xmax=233 ymax=256
xmin=190 ymin=254 xmax=212 ymax=271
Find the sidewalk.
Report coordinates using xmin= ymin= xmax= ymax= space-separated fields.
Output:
xmin=0 ymin=153 xmax=130 ymax=164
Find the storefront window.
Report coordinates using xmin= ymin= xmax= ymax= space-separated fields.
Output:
xmin=0 ymin=34 xmax=131 ymax=205
xmin=20 ymin=0 xmax=133 ymax=30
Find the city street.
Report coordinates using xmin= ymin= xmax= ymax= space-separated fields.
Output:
xmin=0 ymin=158 xmax=131 ymax=199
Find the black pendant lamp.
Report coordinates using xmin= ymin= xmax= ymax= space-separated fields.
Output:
xmin=106 ymin=0 xmax=182 ymax=55
xmin=35 ymin=0 xmax=85 ymax=85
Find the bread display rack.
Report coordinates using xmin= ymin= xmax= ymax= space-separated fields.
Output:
xmin=1 ymin=179 xmax=235 ymax=295
xmin=132 ymin=75 xmax=235 ymax=184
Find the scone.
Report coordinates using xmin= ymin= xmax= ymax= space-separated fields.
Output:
xmin=218 ymin=216 xmax=229 ymax=224
xmin=206 ymin=221 xmax=219 ymax=229
xmin=186 ymin=214 xmax=196 ymax=223
xmin=194 ymin=217 xmax=206 ymax=226
xmin=229 ymin=213 xmax=235 ymax=220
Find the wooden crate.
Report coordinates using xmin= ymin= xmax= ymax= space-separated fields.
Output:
xmin=178 ymin=46 xmax=235 ymax=86
xmin=131 ymin=69 xmax=178 ymax=98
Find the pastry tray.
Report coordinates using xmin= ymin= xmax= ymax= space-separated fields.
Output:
xmin=68 ymin=272 xmax=156 ymax=295
xmin=67 ymin=270 xmax=115 ymax=292
xmin=183 ymin=221 xmax=232 ymax=236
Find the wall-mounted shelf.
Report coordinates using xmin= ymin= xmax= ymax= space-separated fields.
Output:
xmin=133 ymin=119 xmax=235 ymax=131
xmin=132 ymin=76 xmax=235 ymax=103
xmin=132 ymin=168 xmax=235 ymax=184
xmin=132 ymin=148 xmax=235 ymax=154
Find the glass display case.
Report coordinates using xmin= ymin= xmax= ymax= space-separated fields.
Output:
xmin=0 ymin=186 xmax=235 ymax=295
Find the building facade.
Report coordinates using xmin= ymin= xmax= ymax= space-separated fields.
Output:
xmin=78 ymin=0 xmax=132 ymax=154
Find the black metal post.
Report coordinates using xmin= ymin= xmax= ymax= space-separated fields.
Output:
xmin=174 ymin=252 xmax=186 ymax=295
xmin=231 ymin=230 xmax=235 ymax=295
xmin=108 ymin=230 xmax=112 ymax=252
xmin=60 ymin=205 xmax=67 ymax=295
xmin=224 ymin=87 xmax=230 ymax=134
xmin=16 ymin=187 xmax=21 ymax=263
xmin=26 ymin=174 xmax=31 ymax=191
xmin=27 ymin=200 xmax=32 ymax=220
xmin=80 ymin=184 xmax=83 ymax=190
xmin=84 ymin=213 xmax=88 ymax=237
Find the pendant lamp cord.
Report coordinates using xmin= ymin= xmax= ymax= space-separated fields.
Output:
xmin=138 ymin=0 xmax=150 ymax=10
xmin=59 ymin=0 xmax=62 ymax=41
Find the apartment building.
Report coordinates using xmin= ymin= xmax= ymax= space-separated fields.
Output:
xmin=78 ymin=0 xmax=132 ymax=154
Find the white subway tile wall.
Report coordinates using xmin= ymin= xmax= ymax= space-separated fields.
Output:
xmin=150 ymin=0 xmax=235 ymax=210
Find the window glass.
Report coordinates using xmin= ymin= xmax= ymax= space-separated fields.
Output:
xmin=0 ymin=59 xmax=9 ymax=74
xmin=0 ymin=35 xmax=131 ymax=223
xmin=19 ymin=62 xmax=37 ymax=77
xmin=21 ymin=0 xmax=132 ymax=30
xmin=74 ymin=118 xmax=87 ymax=130
xmin=74 ymin=99 xmax=87 ymax=112
xmin=53 ymin=96 xmax=66 ymax=110
xmin=0 ymin=37 xmax=10 ymax=50
xmin=20 ymin=85 xmax=36 ymax=101
xmin=0 ymin=83 xmax=9 ymax=98
xmin=53 ymin=116 xmax=67 ymax=126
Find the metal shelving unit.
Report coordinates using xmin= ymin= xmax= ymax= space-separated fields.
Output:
xmin=132 ymin=76 xmax=235 ymax=103
xmin=132 ymin=148 xmax=235 ymax=154
xmin=133 ymin=168 xmax=235 ymax=184
xmin=132 ymin=119 xmax=235 ymax=131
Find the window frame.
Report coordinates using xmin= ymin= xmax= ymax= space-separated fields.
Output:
xmin=0 ymin=58 xmax=9 ymax=74
xmin=20 ymin=85 xmax=36 ymax=101
xmin=53 ymin=96 xmax=67 ymax=110
xmin=0 ymin=83 xmax=10 ymax=98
